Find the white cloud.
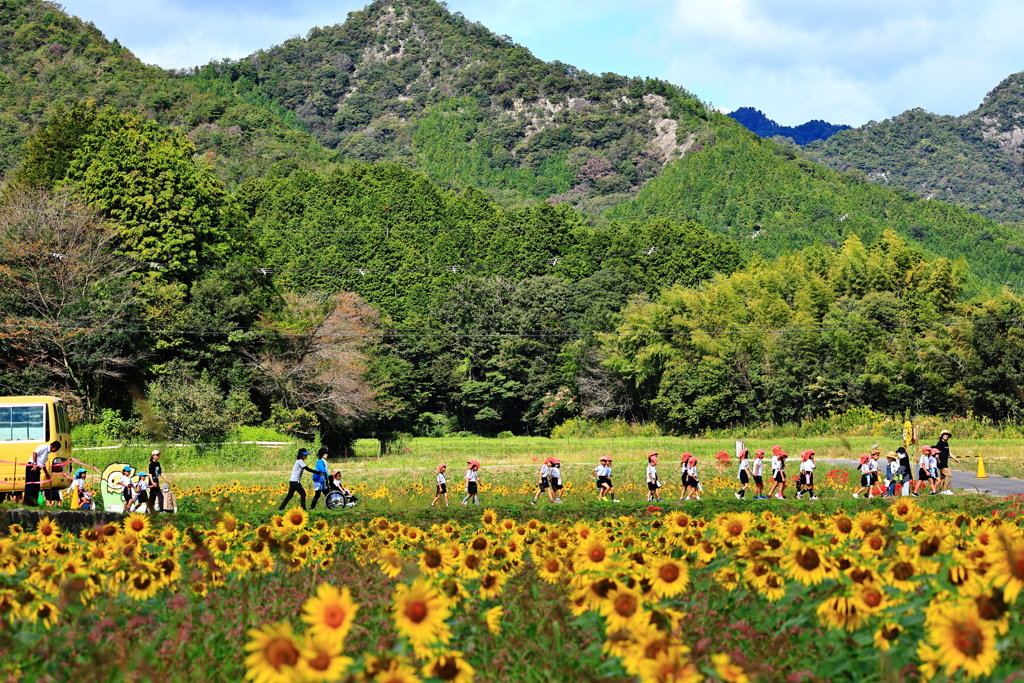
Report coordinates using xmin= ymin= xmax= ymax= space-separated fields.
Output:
xmin=658 ymin=0 xmax=1024 ymax=125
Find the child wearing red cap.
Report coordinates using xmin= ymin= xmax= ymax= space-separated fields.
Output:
xmin=531 ymin=458 xmax=553 ymax=505
xmin=646 ymin=452 xmax=663 ymax=502
xmin=796 ymin=450 xmax=817 ymax=500
xmin=431 ymin=463 xmax=449 ymax=507
xmin=752 ymin=449 xmax=766 ymax=499
xmin=766 ymin=446 xmax=787 ymax=499
xmin=735 ymin=448 xmax=750 ymax=499
xmin=852 ymin=453 xmax=874 ymax=498
xmin=548 ymin=458 xmax=564 ymax=503
xmin=461 ymin=460 xmax=481 ymax=505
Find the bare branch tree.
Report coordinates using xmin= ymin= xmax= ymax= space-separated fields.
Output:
xmin=0 ymin=186 xmax=138 ymax=409
xmin=246 ymin=291 xmax=379 ymax=428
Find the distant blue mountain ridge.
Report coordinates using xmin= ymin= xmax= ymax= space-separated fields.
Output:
xmin=728 ymin=107 xmax=851 ymax=145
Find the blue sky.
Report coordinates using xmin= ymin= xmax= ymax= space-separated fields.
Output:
xmin=61 ymin=0 xmax=1023 ymax=127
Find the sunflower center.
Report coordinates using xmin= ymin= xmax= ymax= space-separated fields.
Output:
xmin=850 ymin=568 xmax=872 ymax=584
xmin=659 ymin=564 xmax=680 ymax=583
xmin=323 ymin=604 xmax=346 ymax=628
xmin=472 ymin=538 xmax=488 ymax=551
xmin=465 ymin=555 xmax=480 ymax=569
xmin=482 ymin=575 xmax=497 ymax=589
xmin=289 ymin=513 xmax=303 ymax=526
xmin=919 ymin=537 xmax=940 ymax=557
xmin=862 ymin=588 xmax=882 ymax=608
xmin=432 ymin=656 xmax=460 ymax=681
xmin=892 ymin=562 xmax=914 ymax=581
xmin=307 ymin=651 xmax=332 ymax=672
xmin=589 ymin=547 xmax=606 ymax=563
xmin=835 ymin=518 xmax=853 ymax=534
xmin=423 ymin=549 xmax=442 ymax=568
xmin=406 ymin=600 xmax=429 ymax=623
xmin=545 ymin=559 xmax=560 ymax=573
xmin=881 ymin=625 xmax=900 ymax=641
xmin=868 ymin=537 xmax=883 ymax=550
xmin=130 ymin=520 xmax=144 ymax=532
xmin=794 ymin=525 xmax=814 ymax=538
xmin=132 ymin=576 xmax=152 ymax=591
xmin=952 ymin=624 xmax=984 ymax=658
xmin=796 ymin=549 xmax=820 ymax=570
xmin=265 ymin=637 xmax=300 ymax=670
xmin=614 ymin=594 xmax=637 ymax=617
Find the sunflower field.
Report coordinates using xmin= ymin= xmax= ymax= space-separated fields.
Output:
xmin=1 ymin=500 xmax=1023 ymax=682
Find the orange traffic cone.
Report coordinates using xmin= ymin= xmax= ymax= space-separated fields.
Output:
xmin=976 ymin=455 xmax=989 ymax=479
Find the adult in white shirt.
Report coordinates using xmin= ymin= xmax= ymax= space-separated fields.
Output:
xmin=25 ymin=440 xmax=60 ymax=507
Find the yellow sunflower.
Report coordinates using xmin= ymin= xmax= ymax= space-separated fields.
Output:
xmin=647 ymin=557 xmax=690 ymax=598
xmin=122 ymin=513 xmax=150 ymax=537
xmin=920 ymin=602 xmax=999 ymax=679
xmin=281 ymin=507 xmax=308 ymax=531
xmin=377 ymin=548 xmax=404 ymax=578
xmin=780 ymin=546 xmax=833 ymax=585
xmin=711 ymin=653 xmax=750 ymax=683
xmin=575 ymin=537 xmax=615 ymax=573
xmin=373 ymin=658 xmax=422 ymax=683
xmin=124 ymin=570 xmax=160 ymax=601
xmin=391 ymin=578 xmax=451 ymax=647
xmin=484 ymin=605 xmax=503 ymax=635
xmin=536 ymin=555 xmax=564 ymax=584
xmin=600 ymin=585 xmax=646 ymax=631
xmin=716 ymin=512 xmax=754 ymax=543
xmin=990 ymin=533 xmax=1024 ymax=602
xmin=637 ymin=646 xmax=703 ymax=683
xmin=244 ymin=620 xmax=302 ymax=683
xmin=418 ymin=545 xmax=455 ymax=576
xmin=301 ymin=583 xmax=359 ymax=647
xmin=298 ymin=632 xmax=353 ymax=683
xmin=478 ymin=572 xmax=507 ymax=600
xmin=35 ymin=517 xmax=61 ymax=545
xmin=873 ymin=623 xmax=901 ymax=652
xmin=421 ymin=652 xmax=475 ymax=683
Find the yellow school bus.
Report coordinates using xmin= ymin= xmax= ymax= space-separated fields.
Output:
xmin=0 ymin=396 xmax=73 ymax=494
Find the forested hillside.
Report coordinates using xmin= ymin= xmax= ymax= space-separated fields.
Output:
xmin=2 ymin=0 xmax=1024 ymax=446
xmin=0 ymin=0 xmax=333 ymax=187
xmin=804 ymin=73 xmax=1024 ymax=223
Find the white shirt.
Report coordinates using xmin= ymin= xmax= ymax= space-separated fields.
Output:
xmin=689 ymin=464 xmax=698 ymax=478
xmin=861 ymin=461 xmax=873 ymax=474
xmin=120 ymin=474 xmax=132 ymax=490
xmin=918 ymin=455 xmax=929 ymax=469
xmin=771 ymin=456 xmax=782 ymax=472
xmin=868 ymin=460 xmax=879 ymax=473
xmin=32 ymin=443 xmax=50 ymax=468
xmin=539 ymin=464 xmax=550 ymax=479
xmin=801 ymin=460 xmax=816 ymax=473
xmin=596 ymin=465 xmax=611 ymax=477
xmin=752 ymin=458 xmax=763 ymax=476
xmin=928 ymin=455 xmax=938 ymax=470
xmin=737 ymin=459 xmax=749 ymax=475
xmin=289 ymin=459 xmax=307 ymax=482
xmin=72 ymin=478 xmax=85 ymax=492
xmin=549 ymin=467 xmax=561 ymax=483
xmin=136 ymin=478 xmax=149 ymax=492
xmin=437 ymin=472 xmax=446 ymax=485
xmin=887 ymin=461 xmax=901 ymax=478
xmin=465 ymin=469 xmax=478 ymax=483
xmin=646 ymin=464 xmax=657 ymax=483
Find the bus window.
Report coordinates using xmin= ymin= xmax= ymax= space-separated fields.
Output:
xmin=56 ymin=404 xmax=69 ymax=435
xmin=0 ymin=405 xmax=47 ymax=442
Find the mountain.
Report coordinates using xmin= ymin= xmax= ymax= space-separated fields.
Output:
xmin=728 ymin=107 xmax=850 ymax=144
xmin=0 ymin=0 xmax=332 ymax=187
xmin=803 ymin=73 xmax=1024 ymax=223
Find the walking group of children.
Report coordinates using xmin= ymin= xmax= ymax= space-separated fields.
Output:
xmin=850 ymin=444 xmax=940 ymax=498
xmin=733 ymin=446 xmax=819 ymax=500
xmin=429 ymin=460 xmax=485 ymax=507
